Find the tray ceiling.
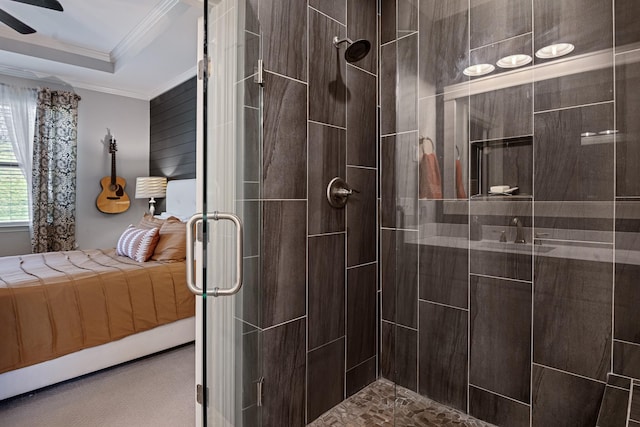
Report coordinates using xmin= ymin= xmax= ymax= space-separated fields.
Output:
xmin=0 ymin=0 xmax=203 ymax=99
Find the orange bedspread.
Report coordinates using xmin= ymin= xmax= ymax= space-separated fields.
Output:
xmin=0 ymin=249 xmax=194 ymax=374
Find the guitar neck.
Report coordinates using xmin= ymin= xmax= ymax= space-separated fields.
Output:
xmin=111 ymin=151 xmax=116 ymax=185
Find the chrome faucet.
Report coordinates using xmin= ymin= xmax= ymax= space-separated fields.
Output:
xmin=512 ymin=217 xmax=526 ymax=243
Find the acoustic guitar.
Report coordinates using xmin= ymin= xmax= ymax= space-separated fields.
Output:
xmin=96 ymin=133 xmax=130 ymax=214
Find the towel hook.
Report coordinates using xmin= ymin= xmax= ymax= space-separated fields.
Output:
xmin=419 ymin=136 xmax=435 ymax=154
xmin=455 ymin=145 xmax=460 ymax=160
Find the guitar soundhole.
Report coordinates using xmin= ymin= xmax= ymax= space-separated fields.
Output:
xmin=109 ymin=184 xmax=124 ymax=197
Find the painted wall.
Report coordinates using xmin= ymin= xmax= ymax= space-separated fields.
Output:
xmin=75 ymin=87 xmax=149 ymax=250
xmin=0 ymin=75 xmax=150 ymax=255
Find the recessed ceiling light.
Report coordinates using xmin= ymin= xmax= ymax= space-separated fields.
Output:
xmin=598 ymin=129 xmax=618 ymax=135
xmin=581 ymin=132 xmax=597 ymax=137
xmin=535 ymin=43 xmax=575 ymax=59
xmin=463 ymin=63 xmax=495 ymax=77
xmin=496 ymin=54 xmax=533 ymax=68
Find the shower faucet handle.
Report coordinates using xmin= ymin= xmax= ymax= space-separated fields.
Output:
xmin=326 ymin=177 xmax=358 ymax=208
xmin=335 ymin=184 xmax=360 ymax=196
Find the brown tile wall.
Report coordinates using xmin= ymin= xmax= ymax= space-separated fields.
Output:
xmin=380 ymin=0 xmax=640 ymax=426
xmin=243 ymin=1 xmax=379 ymax=425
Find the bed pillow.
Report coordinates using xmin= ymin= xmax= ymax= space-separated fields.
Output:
xmin=116 ymin=226 xmax=160 ymax=262
xmin=156 ymin=211 xmax=192 ymax=222
xmin=151 ymin=217 xmax=187 ymax=261
xmin=138 ymin=213 xmax=165 ymax=229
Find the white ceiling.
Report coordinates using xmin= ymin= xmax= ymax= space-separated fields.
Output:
xmin=0 ymin=0 xmax=203 ymax=100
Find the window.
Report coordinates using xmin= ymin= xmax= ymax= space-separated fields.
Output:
xmin=0 ymin=114 xmax=29 ymax=223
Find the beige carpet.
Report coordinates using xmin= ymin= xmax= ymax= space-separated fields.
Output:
xmin=0 ymin=343 xmax=195 ymax=427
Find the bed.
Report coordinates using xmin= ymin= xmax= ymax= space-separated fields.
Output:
xmin=0 ymin=178 xmax=197 ymax=401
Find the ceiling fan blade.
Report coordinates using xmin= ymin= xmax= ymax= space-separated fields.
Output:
xmin=0 ymin=9 xmax=36 ymax=34
xmin=10 ymin=0 xmax=64 ymax=12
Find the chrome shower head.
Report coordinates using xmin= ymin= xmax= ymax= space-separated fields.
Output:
xmin=333 ymin=36 xmax=371 ymax=63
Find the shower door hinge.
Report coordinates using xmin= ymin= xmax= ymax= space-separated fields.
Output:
xmin=196 ymin=384 xmax=209 ymax=406
xmin=198 ymin=56 xmax=211 ymax=80
xmin=254 ymin=59 xmax=264 ymax=86
xmin=256 ymin=377 xmax=264 ymax=407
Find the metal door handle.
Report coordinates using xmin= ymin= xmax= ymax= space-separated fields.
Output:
xmin=186 ymin=211 xmax=244 ymax=297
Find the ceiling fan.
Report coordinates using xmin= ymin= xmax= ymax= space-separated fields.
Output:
xmin=0 ymin=0 xmax=64 ymax=35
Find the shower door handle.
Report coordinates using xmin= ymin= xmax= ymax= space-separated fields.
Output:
xmin=186 ymin=211 xmax=244 ymax=297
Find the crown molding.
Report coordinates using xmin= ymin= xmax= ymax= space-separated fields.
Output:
xmin=110 ymin=0 xmax=181 ymax=64
xmin=0 ymin=0 xmax=200 ymax=100
xmin=0 ymin=65 xmax=148 ymax=100
xmin=0 ymin=27 xmax=111 ymax=62
xmin=0 ymin=0 xmax=187 ymax=74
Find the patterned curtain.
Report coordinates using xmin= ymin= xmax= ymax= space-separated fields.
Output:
xmin=31 ymin=88 xmax=81 ymax=253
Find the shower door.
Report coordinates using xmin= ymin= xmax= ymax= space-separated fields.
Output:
xmin=190 ymin=1 xmax=263 ymax=426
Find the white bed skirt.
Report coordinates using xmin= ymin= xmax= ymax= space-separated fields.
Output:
xmin=0 ymin=316 xmax=195 ymax=401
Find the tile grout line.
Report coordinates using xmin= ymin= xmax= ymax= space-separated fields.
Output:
xmin=418 ymin=298 xmax=470 ymax=312
xmin=347 ymin=261 xmax=378 ymax=270
xmin=394 ymin=0 xmax=400 ymax=409
xmin=467 ymin=0 xmax=472 ymax=414
xmin=614 ymin=338 xmax=640 ymax=348
xmin=348 ymin=61 xmax=377 ymax=78
xmin=469 ymin=383 xmax=532 ymax=407
xmin=605 ymin=383 xmax=632 ymax=393
xmin=262 ymin=315 xmax=307 ymax=332
xmin=611 ymin=0 xmax=618 ymax=384
xmin=308 ymin=230 xmax=347 ymax=238
xmin=308 ymin=119 xmax=346 ymax=130
xmin=469 ymin=31 xmax=534 ymax=52
xmin=263 ymin=69 xmax=308 ymax=86
xmin=533 ymin=99 xmax=615 ymax=115
xmin=627 ymin=379 xmax=634 ymax=427
xmin=380 ymin=226 xmax=419 ymax=232
xmin=308 ymin=5 xmax=344 ymax=27
xmin=470 ymin=133 xmax=534 ymax=144
xmin=375 ymin=0 xmax=381 ymax=391
xmin=305 ymin=4 xmax=310 ymax=423
xmin=308 ymin=335 xmax=346 ymax=354
xmin=531 ymin=362 xmax=607 ymax=385
xmin=416 ymin=0 xmax=422 ymax=398
xmin=469 ymin=272 xmax=533 ymax=285
xmin=531 ymin=1 xmax=536 ymax=423
xmin=344 ymin=0 xmax=349 ymax=403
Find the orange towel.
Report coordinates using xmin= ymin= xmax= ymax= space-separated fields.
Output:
xmin=419 ymin=152 xmax=442 ymax=199
xmin=455 ymin=159 xmax=467 ymax=199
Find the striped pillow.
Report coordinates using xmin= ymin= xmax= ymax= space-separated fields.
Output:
xmin=116 ymin=226 xmax=160 ymax=262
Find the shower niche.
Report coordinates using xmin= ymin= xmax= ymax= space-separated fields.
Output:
xmin=470 ymin=136 xmax=533 ymax=198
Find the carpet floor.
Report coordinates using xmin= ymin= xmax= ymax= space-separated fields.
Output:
xmin=0 ymin=343 xmax=195 ymax=427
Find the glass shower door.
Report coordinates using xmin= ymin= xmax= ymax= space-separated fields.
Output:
xmin=189 ymin=0 xmax=263 ymax=426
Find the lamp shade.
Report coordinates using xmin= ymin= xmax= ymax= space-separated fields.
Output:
xmin=135 ymin=177 xmax=167 ymax=199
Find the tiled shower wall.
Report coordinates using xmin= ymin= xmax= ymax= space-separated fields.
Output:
xmin=381 ymin=0 xmax=640 ymax=426
xmin=241 ymin=0 xmax=379 ymax=425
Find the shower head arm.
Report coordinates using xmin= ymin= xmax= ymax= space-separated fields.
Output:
xmin=333 ymin=36 xmax=354 ymax=48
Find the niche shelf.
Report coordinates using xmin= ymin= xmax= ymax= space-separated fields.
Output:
xmin=470 ymin=136 xmax=533 ymax=199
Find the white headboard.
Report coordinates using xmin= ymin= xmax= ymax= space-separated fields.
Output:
xmin=164 ymin=178 xmax=196 ymax=220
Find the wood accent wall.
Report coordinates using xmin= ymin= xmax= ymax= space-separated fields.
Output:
xmin=149 ymin=77 xmax=196 ymax=180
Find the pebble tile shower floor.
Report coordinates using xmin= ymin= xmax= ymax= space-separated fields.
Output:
xmin=308 ymin=379 xmax=494 ymax=427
